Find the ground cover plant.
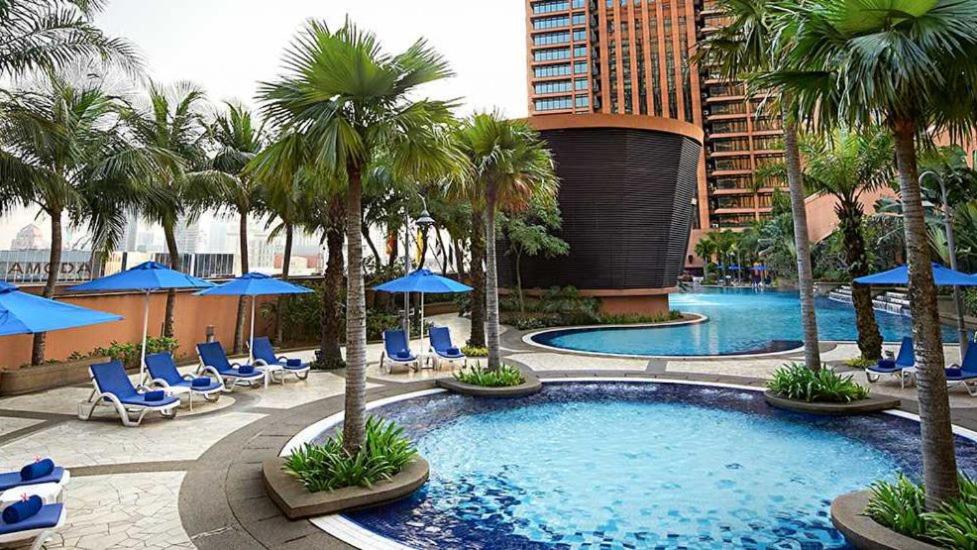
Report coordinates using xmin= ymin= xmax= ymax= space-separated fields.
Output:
xmin=767 ymin=363 xmax=869 ymax=403
xmin=867 ymin=473 xmax=977 ymax=548
xmin=454 ymin=364 xmax=525 ymax=387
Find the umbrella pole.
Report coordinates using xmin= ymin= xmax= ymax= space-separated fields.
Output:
xmin=249 ymin=297 xmax=256 ymax=364
xmin=140 ymin=290 xmax=150 ymax=381
xmin=421 ymin=292 xmax=426 ymax=366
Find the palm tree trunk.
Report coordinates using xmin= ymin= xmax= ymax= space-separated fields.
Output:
xmin=484 ymin=186 xmax=502 ymax=371
xmin=31 ymin=209 xmax=63 ymax=365
xmin=469 ymin=207 xmax=486 ymax=347
xmin=362 ymin=223 xmax=383 ymax=269
xmin=276 ymin=223 xmax=293 ymax=343
xmin=233 ymin=212 xmax=250 ymax=354
xmin=342 ymin=166 xmax=367 ymax=454
xmin=783 ymin=117 xmax=821 ymax=370
xmin=163 ymin=222 xmax=181 ymax=338
xmin=891 ymin=117 xmax=960 ymax=509
xmin=453 ymin=238 xmax=465 ymax=280
xmin=320 ymin=200 xmax=345 ymax=367
xmin=840 ymin=203 xmax=883 ymax=360
xmin=516 ymin=252 xmax=525 ymax=313
xmin=435 ymin=229 xmax=449 ymax=275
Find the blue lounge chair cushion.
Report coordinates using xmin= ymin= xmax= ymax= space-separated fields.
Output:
xmin=238 ymin=365 xmax=255 ymax=375
xmin=395 ymin=351 xmax=411 ymax=360
xmin=2 ymin=495 xmax=41 ymax=524
xmin=871 ymin=360 xmax=900 ymax=373
xmin=144 ymin=390 xmax=166 ymax=402
xmin=0 ymin=503 xmax=62 ymax=535
xmin=20 ymin=459 xmax=53 ymax=482
xmin=191 ymin=377 xmax=212 ymax=388
xmin=286 ymin=358 xmax=302 ymax=367
xmin=946 ymin=368 xmax=977 ymax=380
xmin=0 ymin=468 xmax=64 ymax=492
xmin=118 ymin=393 xmax=179 ymax=408
xmin=145 ymin=352 xmax=185 ymax=387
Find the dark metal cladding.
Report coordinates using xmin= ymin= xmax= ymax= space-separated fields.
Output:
xmin=498 ymin=127 xmax=700 ymax=291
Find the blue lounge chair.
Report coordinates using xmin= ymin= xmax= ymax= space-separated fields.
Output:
xmin=0 ymin=502 xmax=65 ymax=550
xmin=429 ymin=326 xmax=467 ymax=370
xmin=250 ymin=337 xmax=311 ymax=382
xmin=866 ymin=337 xmax=915 ymax=388
xmin=380 ymin=329 xmax=418 ymax=373
xmin=946 ymin=345 xmax=977 ymax=397
xmin=196 ymin=342 xmax=265 ymax=391
xmin=146 ymin=352 xmax=223 ymax=410
xmin=0 ymin=460 xmax=69 ymax=494
xmin=84 ymin=361 xmax=179 ymax=427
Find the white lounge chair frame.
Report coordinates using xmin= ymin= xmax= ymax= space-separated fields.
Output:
xmin=195 ymin=353 xmax=264 ymax=392
xmin=252 ymin=357 xmax=311 ymax=383
xmin=149 ymin=374 xmax=222 ymax=412
xmin=82 ymin=369 xmax=178 ymax=427
xmin=0 ymin=505 xmax=66 ymax=550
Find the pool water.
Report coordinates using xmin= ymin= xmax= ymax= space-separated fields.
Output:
xmin=531 ymin=288 xmax=957 ymax=357
xmin=341 ymin=383 xmax=977 ymax=550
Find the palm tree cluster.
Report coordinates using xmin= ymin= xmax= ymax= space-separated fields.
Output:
xmin=700 ymin=0 xmax=977 ymax=510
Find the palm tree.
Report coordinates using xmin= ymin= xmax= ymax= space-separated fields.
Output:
xmin=694 ymin=233 xmax=719 ymax=280
xmin=455 ymin=113 xmax=558 ymax=371
xmin=208 ymin=102 xmax=267 ymax=353
xmin=800 ymin=128 xmax=892 ymax=360
xmin=0 ymin=74 xmax=153 ymax=363
xmin=122 ymin=82 xmax=211 ymax=337
xmin=768 ymin=0 xmax=977 ymax=509
xmin=696 ymin=0 xmax=822 ymax=370
xmin=0 ymin=0 xmax=139 ymax=79
xmin=258 ymin=19 xmax=462 ymax=452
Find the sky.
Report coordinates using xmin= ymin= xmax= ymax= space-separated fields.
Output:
xmin=0 ymin=0 xmax=529 ymax=248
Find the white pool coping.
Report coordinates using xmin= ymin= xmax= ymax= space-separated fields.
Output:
xmin=292 ymin=377 xmax=977 ymax=550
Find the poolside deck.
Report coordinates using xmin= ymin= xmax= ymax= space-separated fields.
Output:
xmin=1 ymin=313 xmax=975 ymax=549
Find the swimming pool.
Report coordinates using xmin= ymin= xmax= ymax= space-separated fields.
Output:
xmin=336 ymin=383 xmax=977 ymax=549
xmin=529 ymin=288 xmax=957 ymax=357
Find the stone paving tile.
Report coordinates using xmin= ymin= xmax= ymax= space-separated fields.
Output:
xmin=47 ymin=472 xmax=194 ymax=550
xmin=251 ymin=372 xmax=373 ymax=410
xmin=0 ymin=415 xmax=42 ymax=436
xmin=511 ymin=352 xmax=647 ymax=372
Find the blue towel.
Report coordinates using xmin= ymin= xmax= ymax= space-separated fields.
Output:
xmin=2 ymin=495 xmax=42 ymax=524
xmin=144 ymin=390 xmax=166 ymax=402
xmin=238 ymin=365 xmax=255 ymax=375
xmin=191 ymin=377 xmax=211 ymax=388
xmin=876 ymin=359 xmax=896 ymax=370
xmin=286 ymin=358 xmax=302 ymax=367
xmin=447 ymin=347 xmax=461 ymax=355
xmin=20 ymin=459 xmax=53 ymax=482
xmin=947 ymin=367 xmax=964 ymax=378
xmin=395 ymin=351 xmax=411 ymax=360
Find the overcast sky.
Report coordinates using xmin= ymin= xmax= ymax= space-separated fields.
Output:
xmin=1 ymin=0 xmax=529 ymax=246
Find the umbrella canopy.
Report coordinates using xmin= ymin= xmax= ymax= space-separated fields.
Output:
xmin=374 ymin=269 xmax=473 ymax=294
xmin=0 ymin=281 xmax=121 ymax=336
xmin=197 ymin=273 xmax=313 ymax=362
xmin=195 ymin=272 xmax=314 ymax=297
xmin=855 ymin=263 xmax=977 ymax=286
xmin=70 ymin=261 xmax=214 ymax=292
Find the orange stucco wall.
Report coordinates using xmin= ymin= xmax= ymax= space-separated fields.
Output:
xmin=0 ymin=289 xmax=277 ymax=369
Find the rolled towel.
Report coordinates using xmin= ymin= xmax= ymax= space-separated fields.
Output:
xmin=19 ymin=459 xmax=53 ymax=482
xmin=286 ymin=358 xmax=302 ymax=367
xmin=144 ymin=390 xmax=166 ymax=402
xmin=395 ymin=351 xmax=411 ymax=360
xmin=875 ymin=359 xmax=896 ymax=370
xmin=238 ymin=365 xmax=255 ymax=375
xmin=2 ymin=495 xmax=42 ymax=524
xmin=447 ymin=347 xmax=461 ymax=355
xmin=191 ymin=377 xmax=212 ymax=388
xmin=946 ymin=367 xmax=964 ymax=379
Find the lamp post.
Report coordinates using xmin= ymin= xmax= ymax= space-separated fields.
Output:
xmin=920 ymin=170 xmax=969 ymax=356
xmin=401 ymin=196 xmax=436 ymax=335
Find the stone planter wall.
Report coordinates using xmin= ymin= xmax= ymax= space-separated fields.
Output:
xmin=763 ymin=391 xmax=900 ymax=415
xmin=0 ymin=356 xmax=110 ymax=396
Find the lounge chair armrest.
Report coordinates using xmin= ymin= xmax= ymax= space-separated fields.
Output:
xmin=276 ymin=355 xmax=289 ymax=363
xmin=150 ymin=378 xmax=170 ymax=388
xmin=135 ymin=384 xmax=152 ymax=393
xmin=181 ymin=374 xmax=196 ymax=381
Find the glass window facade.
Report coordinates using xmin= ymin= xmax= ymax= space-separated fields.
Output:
xmin=534 ymin=63 xmax=572 ymax=78
xmin=535 ymin=80 xmax=574 ymax=94
xmin=533 ymin=1 xmax=570 ymax=14
xmin=534 ymin=47 xmax=571 ymax=61
xmin=533 ymin=15 xmax=571 ymax=29
xmin=535 ymin=96 xmax=574 ymax=111
xmin=534 ymin=31 xmax=571 ymax=46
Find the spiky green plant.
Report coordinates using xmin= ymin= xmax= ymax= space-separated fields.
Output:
xmin=768 ymin=363 xmax=869 ymax=402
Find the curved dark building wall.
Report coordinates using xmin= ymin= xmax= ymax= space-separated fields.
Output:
xmin=498 ymin=115 xmax=702 ymax=314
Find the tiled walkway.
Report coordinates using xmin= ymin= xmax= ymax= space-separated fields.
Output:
xmin=1 ymin=313 xmax=975 ymax=549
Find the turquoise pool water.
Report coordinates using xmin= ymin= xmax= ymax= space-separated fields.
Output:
xmin=342 ymin=383 xmax=977 ymax=549
xmin=531 ymin=288 xmax=956 ymax=356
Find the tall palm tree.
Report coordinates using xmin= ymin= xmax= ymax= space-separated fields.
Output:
xmin=800 ymin=128 xmax=892 ymax=360
xmin=694 ymin=233 xmax=718 ymax=280
xmin=0 ymin=0 xmax=139 ymax=79
xmin=768 ymin=0 xmax=977 ymax=509
xmin=258 ymin=19 xmax=462 ymax=452
xmin=696 ymin=0 xmax=822 ymax=370
xmin=122 ymin=82 xmax=211 ymax=337
xmin=208 ymin=102 xmax=267 ymax=353
xmin=0 ymin=74 xmax=154 ymax=363
xmin=454 ymin=113 xmax=558 ymax=371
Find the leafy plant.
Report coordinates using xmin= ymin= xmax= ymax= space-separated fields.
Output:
xmin=283 ymin=417 xmax=417 ymax=493
xmin=867 ymin=474 xmax=977 ymax=548
xmin=68 ymin=337 xmax=179 ymax=370
xmin=844 ymin=356 xmax=875 ymax=370
xmin=767 ymin=364 xmax=869 ymax=403
xmin=461 ymin=346 xmax=488 ymax=357
xmin=866 ymin=474 xmax=928 ymax=538
xmin=454 ymin=364 xmax=525 ymax=387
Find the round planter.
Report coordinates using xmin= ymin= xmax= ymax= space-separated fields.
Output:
xmin=831 ymin=490 xmax=940 ymax=550
xmin=763 ymin=390 xmax=900 ymax=416
xmin=437 ymin=373 xmax=543 ymax=397
xmin=262 ymin=457 xmax=429 ymax=520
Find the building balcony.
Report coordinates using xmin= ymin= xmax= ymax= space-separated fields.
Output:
xmin=708 ymin=168 xmax=753 ymax=177
xmin=704 ymin=95 xmax=747 ymax=104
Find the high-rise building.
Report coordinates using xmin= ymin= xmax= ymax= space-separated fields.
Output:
xmin=525 ymin=0 xmax=788 ymax=263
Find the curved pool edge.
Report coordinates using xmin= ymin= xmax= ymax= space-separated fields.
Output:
xmin=289 ymin=377 xmax=977 ymax=550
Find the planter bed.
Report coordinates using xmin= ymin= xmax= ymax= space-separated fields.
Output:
xmin=262 ymin=456 xmax=430 ymax=520
xmin=438 ymin=373 xmax=543 ymax=397
xmin=831 ymin=490 xmax=940 ymax=550
xmin=0 ymin=356 xmax=110 ymax=396
xmin=763 ymin=390 xmax=900 ymax=415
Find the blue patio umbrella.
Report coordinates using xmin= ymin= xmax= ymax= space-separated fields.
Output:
xmin=70 ymin=261 xmax=215 ymax=376
xmin=854 ymin=263 xmax=977 ymax=286
xmin=0 ymin=281 xmax=121 ymax=337
xmin=196 ymin=273 xmax=313 ymax=362
xmin=375 ymin=269 xmax=472 ymax=354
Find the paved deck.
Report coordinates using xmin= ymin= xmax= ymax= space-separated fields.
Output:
xmin=2 ymin=313 xmax=976 ymax=549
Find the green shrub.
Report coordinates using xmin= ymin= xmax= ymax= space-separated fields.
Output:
xmin=867 ymin=473 xmax=977 ymax=548
xmin=454 ymin=364 xmax=525 ymax=387
xmin=68 ymin=336 xmax=179 ymax=369
xmin=844 ymin=356 xmax=875 ymax=369
xmin=461 ymin=346 xmax=488 ymax=357
xmin=767 ymin=363 xmax=870 ymax=403
xmin=283 ymin=417 xmax=417 ymax=493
